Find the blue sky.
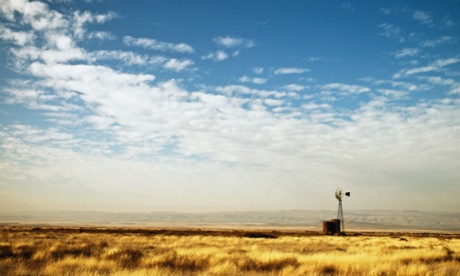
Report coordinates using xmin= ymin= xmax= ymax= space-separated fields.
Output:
xmin=0 ymin=0 xmax=459 ymax=213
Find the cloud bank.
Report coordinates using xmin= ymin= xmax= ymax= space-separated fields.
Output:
xmin=0 ymin=0 xmax=459 ymax=212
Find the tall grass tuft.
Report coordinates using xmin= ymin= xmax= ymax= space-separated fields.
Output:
xmin=155 ymin=251 xmax=210 ymax=272
xmin=50 ymin=243 xmax=94 ymax=259
xmin=106 ymin=249 xmax=144 ymax=269
xmin=0 ymin=245 xmax=14 ymax=259
xmin=237 ymin=257 xmax=299 ymax=272
xmin=15 ymin=245 xmax=35 ymax=259
xmin=320 ymin=264 xmax=337 ymax=275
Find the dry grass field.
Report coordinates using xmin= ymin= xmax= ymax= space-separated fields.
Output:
xmin=1 ymin=226 xmax=459 ymax=275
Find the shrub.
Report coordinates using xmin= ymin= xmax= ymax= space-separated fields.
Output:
xmin=15 ymin=245 xmax=35 ymax=259
xmin=238 ymin=257 xmax=299 ymax=272
xmin=0 ymin=245 xmax=14 ymax=259
xmin=106 ymin=249 xmax=143 ymax=269
xmin=243 ymin=232 xmax=278 ymax=239
xmin=50 ymin=244 xmax=94 ymax=259
xmin=320 ymin=264 xmax=337 ymax=275
xmin=156 ymin=251 xmax=209 ymax=272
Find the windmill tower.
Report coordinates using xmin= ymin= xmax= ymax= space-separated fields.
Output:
xmin=335 ymin=188 xmax=350 ymax=232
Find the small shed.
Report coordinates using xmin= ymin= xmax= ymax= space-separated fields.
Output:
xmin=322 ymin=219 xmax=341 ymax=235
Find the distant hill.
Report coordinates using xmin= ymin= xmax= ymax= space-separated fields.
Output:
xmin=0 ymin=210 xmax=459 ymax=231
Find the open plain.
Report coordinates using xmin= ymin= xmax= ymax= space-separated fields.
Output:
xmin=1 ymin=226 xmax=459 ymax=275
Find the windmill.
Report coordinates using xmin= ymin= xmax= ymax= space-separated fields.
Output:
xmin=335 ymin=188 xmax=350 ymax=232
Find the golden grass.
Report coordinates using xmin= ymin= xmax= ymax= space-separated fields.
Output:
xmin=0 ymin=226 xmax=459 ymax=275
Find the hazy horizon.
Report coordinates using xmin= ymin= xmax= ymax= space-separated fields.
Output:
xmin=2 ymin=209 xmax=460 ymax=232
xmin=1 ymin=0 xmax=459 ymax=213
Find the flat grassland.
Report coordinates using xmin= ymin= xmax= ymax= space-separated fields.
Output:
xmin=1 ymin=226 xmax=459 ymax=275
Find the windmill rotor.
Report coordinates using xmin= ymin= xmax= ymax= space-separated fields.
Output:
xmin=335 ymin=188 xmax=344 ymax=200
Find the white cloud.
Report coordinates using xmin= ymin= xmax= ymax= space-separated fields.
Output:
xmin=0 ymin=2 xmax=107 ymax=66
xmin=214 ymin=51 xmax=229 ymax=61
xmin=213 ymin=36 xmax=256 ymax=48
xmin=0 ymin=26 xmax=35 ymax=46
xmin=442 ymin=16 xmax=454 ymax=28
xmin=239 ymin=76 xmax=250 ymax=82
xmin=88 ymin=31 xmax=115 ymax=40
xmin=434 ymin=58 xmax=460 ymax=67
xmin=72 ymin=10 xmax=117 ymax=39
xmin=215 ymin=85 xmax=253 ymax=95
xmin=239 ymin=76 xmax=267 ymax=84
xmin=3 ymin=88 xmax=66 ymax=112
xmin=123 ymin=36 xmax=194 ymax=53
xmin=449 ymin=84 xmax=460 ymax=95
xmin=422 ymin=77 xmax=459 ymax=95
xmin=27 ymin=63 xmax=156 ymax=100
xmin=163 ymin=58 xmax=194 ymax=71
xmin=91 ymin=50 xmax=166 ymax=66
xmin=384 ymin=80 xmax=419 ymax=91
xmin=204 ymin=36 xmax=255 ymax=62
xmin=10 ymin=32 xmax=87 ymax=65
xmin=412 ymin=10 xmax=433 ymax=25
xmin=379 ymin=8 xmax=392 ymax=15
xmin=283 ymin=84 xmax=307 ymax=92
xmin=253 ymin=67 xmax=264 ymax=74
xmin=421 ymin=36 xmax=455 ymax=47
xmin=214 ymin=85 xmax=286 ymax=100
xmin=302 ymin=102 xmax=331 ymax=110
xmin=378 ymin=23 xmax=405 ymax=42
xmin=376 ymin=89 xmax=407 ymax=99
xmin=308 ymin=56 xmax=323 ymax=62
xmin=423 ymin=76 xmax=455 ymax=86
xmin=264 ymin=98 xmax=284 ymax=106
xmin=202 ymin=50 xmax=229 ymax=62
xmin=321 ymin=83 xmax=370 ymax=94
xmin=1 ymin=0 xmax=68 ymax=31
xmin=394 ymin=48 xmax=418 ymax=59
xmin=85 ymin=115 xmax=117 ymax=130
xmin=274 ymin=67 xmax=309 ymax=75
xmin=394 ymin=58 xmax=460 ymax=78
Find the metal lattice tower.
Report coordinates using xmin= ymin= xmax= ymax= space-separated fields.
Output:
xmin=337 ymin=199 xmax=344 ymax=232
xmin=335 ymin=188 xmax=350 ymax=233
